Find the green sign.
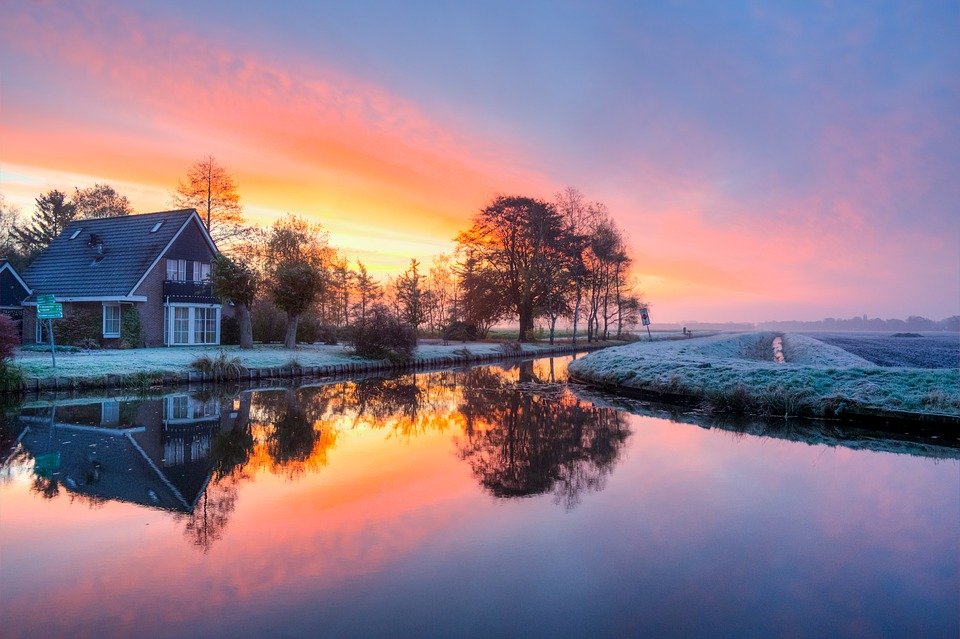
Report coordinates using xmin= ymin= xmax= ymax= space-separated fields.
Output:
xmin=37 ymin=295 xmax=63 ymax=319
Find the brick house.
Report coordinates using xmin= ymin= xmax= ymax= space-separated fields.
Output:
xmin=22 ymin=209 xmax=224 ymax=348
xmin=0 ymin=259 xmax=31 ymax=341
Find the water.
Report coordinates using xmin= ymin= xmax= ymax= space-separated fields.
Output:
xmin=1 ymin=355 xmax=957 ymax=638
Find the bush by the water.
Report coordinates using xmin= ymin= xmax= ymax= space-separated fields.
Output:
xmin=0 ymin=314 xmax=24 ymax=392
xmin=350 ymin=305 xmax=417 ymax=362
xmin=190 ymin=351 xmax=244 ymax=380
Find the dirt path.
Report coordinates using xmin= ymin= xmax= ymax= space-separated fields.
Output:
xmin=772 ymin=336 xmax=785 ymax=363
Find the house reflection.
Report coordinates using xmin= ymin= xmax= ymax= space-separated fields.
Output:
xmin=12 ymin=392 xmax=248 ymax=514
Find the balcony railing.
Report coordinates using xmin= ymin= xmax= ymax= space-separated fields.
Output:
xmin=163 ymin=280 xmax=218 ymax=303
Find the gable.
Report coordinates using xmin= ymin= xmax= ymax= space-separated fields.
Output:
xmin=0 ymin=262 xmax=30 ymax=307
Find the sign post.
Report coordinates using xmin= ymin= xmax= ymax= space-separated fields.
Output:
xmin=36 ymin=295 xmax=63 ymax=368
xmin=640 ymin=307 xmax=652 ymax=341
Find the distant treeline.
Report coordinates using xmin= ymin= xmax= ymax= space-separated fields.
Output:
xmin=756 ymin=315 xmax=960 ymax=332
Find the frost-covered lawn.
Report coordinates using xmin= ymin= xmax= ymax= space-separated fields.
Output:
xmin=804 ymin=332 xmax=959 ymax=369
xmin=568 ymin=332 xmax=960 ymax=418
xmin=14 ymin=341 xmax=588 ymax=380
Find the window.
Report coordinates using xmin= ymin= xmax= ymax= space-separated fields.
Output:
xmin=166 ymin=305 xmax=220 ymax=346
xmin=193 ymin=261 xmax=210 ymax=282
xmin=70 ymin=228 xmax=82 ymax=240
xmin=103 ymin=304 xmax=121 ymax=338
xmin=101 ymin=401 xmax=120 ymax=427
xmin=173 ymin=307 xmax=190 ymax=344
xmin=166 ymin=258 xmax=187 ymax=281
xmin=194 ymin=307 xmax=218 ymax=344
xmin=150 ymin=221 xmax=164 ymax=233
xmin=35 ymin=318 xmax=50 ymax=344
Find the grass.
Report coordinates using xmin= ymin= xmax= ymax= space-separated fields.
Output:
xmin=569 ymin=332 xmax=960 ymax=419
xmin=12 ymin=340 xmax=605 ymax=382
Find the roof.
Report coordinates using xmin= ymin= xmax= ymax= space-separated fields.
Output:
xmin=22 ymin=209 xmax=213 ymax=299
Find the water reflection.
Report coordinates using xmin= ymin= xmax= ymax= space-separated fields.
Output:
xmin=0 ymin=355 xmax=957 ymax=638
xmin=0 ymin=357 xmax=633 ymax=551
xmin=457 ymin=367 xmax=630 ymax=508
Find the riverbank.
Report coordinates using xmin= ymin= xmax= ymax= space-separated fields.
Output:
xmin=7 ymin=340 xmax=619 ymax=394
xmin=568 ymin=332 xmax=960 ymax=425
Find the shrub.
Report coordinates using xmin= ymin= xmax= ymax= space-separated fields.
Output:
xmin=443 ymin=321 xmax=479 ymax=342
xmin=0 ymin=314 xmax=18 ymax=363
xmin=120 ymin=307 xmax=144 ymax=349
xmin=350 ymin=305 xmax=417 ymax=363
xmin=55 ymin=307 xmax=100 ymax=346
xmin=296 ymin=316 xmax=337 ymax=345
xmin=220 ymin=315 xmax=241 ymax=345
xmin=191 ymin=350 xmax=244 ymax=381
xmin=453 ymin=347 xmax=474 ymax=361
xmin=0 ymin=365 xmax=25 ymax=392
xmin=252 ymin=301 xmax=285 ymax=344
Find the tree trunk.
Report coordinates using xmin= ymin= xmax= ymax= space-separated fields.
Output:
xmin=238 ymin=304 xmax=254 ymax=349
xmin=518 ymin=303 xmax=534 ymax=342
xmin=284 ymin=313 xmax=299 ymax=349
xmin=571 ymin=285 xmax=582 ymax=345
xmin=549 ymin=315 xmax=557 ymax=344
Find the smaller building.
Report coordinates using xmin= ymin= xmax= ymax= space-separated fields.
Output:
xmin=0 ymin=259 xmax=31 ymax=342
xmin=22 ymin=209 xmax=223 ymax=348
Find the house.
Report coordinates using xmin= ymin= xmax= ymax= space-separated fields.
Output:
xmin=22 ymin=209 xmax=223 ymax=348
xmin=0 ymin=259 xmax=31 ymax=341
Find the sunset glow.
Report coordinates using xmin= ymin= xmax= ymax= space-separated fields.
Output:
xmin=1 ymin=1 xmax=957 ymax=322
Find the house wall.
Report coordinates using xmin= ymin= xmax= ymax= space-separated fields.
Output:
xmin=134 ymin=218 xmax=220 ymax=347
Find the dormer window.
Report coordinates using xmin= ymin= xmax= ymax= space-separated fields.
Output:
xmin=70 ymin=228 xmax=82 ymax=240
xmin=150 ymin=221 xmax=164 ymax=233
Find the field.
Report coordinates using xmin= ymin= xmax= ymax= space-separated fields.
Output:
xmin=806 ymin=332 xmax=958 ymax=369
xmin=568 ymin=332 xmax=960 ymax=420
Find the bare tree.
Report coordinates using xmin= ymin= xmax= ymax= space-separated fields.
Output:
xmin=174 ymin=156 xmax=247 ymax=246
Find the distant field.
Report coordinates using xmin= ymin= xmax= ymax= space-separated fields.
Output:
xmin=806 ymin=332 xmax=959 ymax=369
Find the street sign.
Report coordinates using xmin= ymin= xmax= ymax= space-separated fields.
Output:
xmin=37 ymin=295 xmax=63 ymax=319
xmin=640 ymin=307 xmax=650 ymax=326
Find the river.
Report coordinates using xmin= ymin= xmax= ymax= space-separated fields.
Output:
xmin=1 ymin=354 xmax=957 ymax=638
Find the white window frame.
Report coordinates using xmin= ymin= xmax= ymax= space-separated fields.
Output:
xmin=102 ymin=303 xmax=121 ymax=338
xmin=193 ymin=261 xmax=210 ymax=283
xmin=164 ymin=303 xmax=221 ymax=346
xmin=166 ymin=258 xmax=187 ymax=281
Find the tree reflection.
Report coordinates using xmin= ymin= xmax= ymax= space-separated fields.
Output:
xmin=457 ymin=368 xmax=631 ymax=509
xmin=176 ymin=479 xmax=239 ymax=552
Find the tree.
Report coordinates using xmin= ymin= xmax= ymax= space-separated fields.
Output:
xmin=0 ymin=195 xmax=30 ymax=269
xmin=395 ymin=258 xmax=426 ymax=331
xmin=73 ymin=183 xmax=133 ymax=219
xmin=273 ymin=263 xmax=324 ymax=348
xmin=351 ymin=261 xmax=381 ymax=325
xmin=265 ymin=215 xmax=329 ymax=349
xmin=455 ymin=195 xmax=565 ymax=341
xmin=12 ymin=190 xmax=77 ymax=256
xmin=173 ymin=156 xmax=247 ymax=245
xmin=211 ymin=255 xmax=259 ymax=348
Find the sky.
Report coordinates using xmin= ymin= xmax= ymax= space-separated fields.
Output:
xmin=1 ymin=0 xmax=957 ymax=323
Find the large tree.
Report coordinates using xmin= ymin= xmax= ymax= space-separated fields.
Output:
xmin=351 ymin=261 xmax=381 ymax=326
xmin=12 ymin=190 xmax=77 ymax=256
xmin=455 ymin=195 xmax=565 ymax=341
xmin=174 ymin=156 xmax=246 ymax=245
xmin=73 ymin=183 xmax=133 ymax=219
xmin=265 ymin=215 xmax=329 ymax=349
xmin=395 ymin=258 xmax=426 ymax=331
xmin=211 ymin=254 xmax=259 ymax=349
